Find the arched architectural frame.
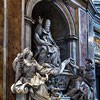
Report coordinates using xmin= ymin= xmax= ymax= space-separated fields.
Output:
xmin=24 ymin=0 xmax=76 ymax=59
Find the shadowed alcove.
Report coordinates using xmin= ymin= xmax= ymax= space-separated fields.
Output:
xmin=31 ymin=1 xmax=70 ymax=61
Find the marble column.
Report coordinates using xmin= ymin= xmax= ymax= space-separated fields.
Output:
xmin=66 ymin=35 xmax=78 ymax=64
xmin=78 ymin=8 xmax=87 ymax=66
xmin=87 ymin=12 xmax=97 ymax=99
xmin=21 ymin=0 xmax=25 ymax=50
xmin=3 ymin=0 xmax=8 ymax=100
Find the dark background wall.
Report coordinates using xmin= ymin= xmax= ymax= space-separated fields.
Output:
xmin=7 ymin=0 xmax=21 ymax=100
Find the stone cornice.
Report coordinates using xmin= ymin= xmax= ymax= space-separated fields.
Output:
xmin=94 ymin=22 xmax=100 ymax=33
xmin=65 ymin=35 xmax=78 ymax=41
xmin=64 ymin=0 xmax=99 ymax=17
xmin=95 ymin=54 xmax=100 ymax=62
xmin=87 ymin=0 xmax=98 ymax=15
xmin=63 ymin=0 xmax=87 ymax=10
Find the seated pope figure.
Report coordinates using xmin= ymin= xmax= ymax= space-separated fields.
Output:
xmin=34 ymin=17 xmax=61 ymax=68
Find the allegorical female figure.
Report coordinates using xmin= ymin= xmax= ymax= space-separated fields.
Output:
xmin=11 ymin=48 xmax=52 ymax=100
xmin=11 ymin=47 xmax=64 ymax=100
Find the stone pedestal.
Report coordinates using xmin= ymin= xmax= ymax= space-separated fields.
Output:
xmin=60 ymin=97 xmax=71 ymax=100
xmin=16 ymin=94 xmax=26 ymax=100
